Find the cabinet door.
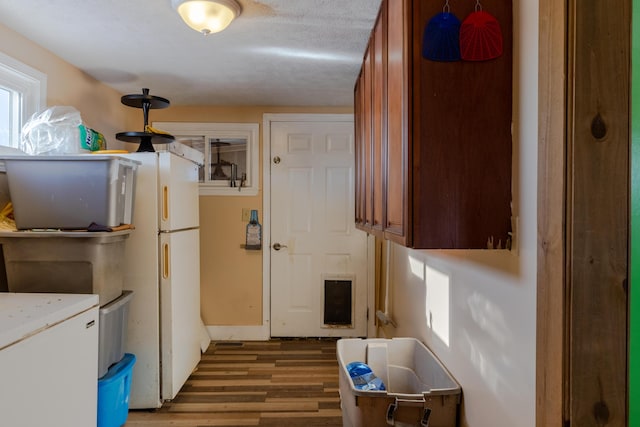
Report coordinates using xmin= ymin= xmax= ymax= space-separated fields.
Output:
xmin=362 ymin=45 xmax=373 ymax=230
xmin=354 ymin=71 xmax=365 ymax=226
xmin=355 ymin=10 xmax=385 ymax=237
xmin=411 ymin=0 xmax=512 ymax=248
xmin=354 ymin=43 xmax=374 ymax=233
xmin=384 ymin=0 xmax=410 ymax=245
xmin=354 ymin=74 xmax=361 ymax=224
xmin=371 ymin=5 xmax=386 ymax=235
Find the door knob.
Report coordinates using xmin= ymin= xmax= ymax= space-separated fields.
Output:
xmin=272 ymin=242 xmax=288 ymax=251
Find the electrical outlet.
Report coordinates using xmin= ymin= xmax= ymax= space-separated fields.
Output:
xmin=242 ymin=208 xmax=251 ymax=222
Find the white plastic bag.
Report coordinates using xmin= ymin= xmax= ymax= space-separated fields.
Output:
xmin=20 ymin=106 xmax=85 ymax=155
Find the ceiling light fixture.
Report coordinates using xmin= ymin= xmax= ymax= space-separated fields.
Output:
xmin=171 ymin=0 xmax=241 ymax=35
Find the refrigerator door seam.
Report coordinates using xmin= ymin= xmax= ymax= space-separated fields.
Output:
xmin=159 ymin=226 xmax=200 ymax=234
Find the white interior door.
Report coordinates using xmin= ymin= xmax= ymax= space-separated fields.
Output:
xmin=269 ymin=119 xmax=367 ymax=337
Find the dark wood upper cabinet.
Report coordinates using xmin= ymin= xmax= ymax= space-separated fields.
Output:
xmin=371 ymin=5 xmax=385 ymax=235
xmin=354 ymin=7 xmax=385 ymax=237
xmin=362 ymin=44 xmax=373 ymax=231
xmin=356 ymin=0 xmax=513 ymax=249
xmin=354 ymin=69 xmax=364 ymax=225
xmin=384 ymin=0 xmax=409 ymax=244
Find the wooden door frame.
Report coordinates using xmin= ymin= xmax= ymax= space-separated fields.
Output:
xmin=537 ymin=1 xmax=567 ymax=424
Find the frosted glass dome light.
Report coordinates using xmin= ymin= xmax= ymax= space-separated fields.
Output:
xmin=172 ymin=0 xmax=241 ymax=35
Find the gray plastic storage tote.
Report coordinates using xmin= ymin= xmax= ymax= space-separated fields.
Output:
xmin=337 ymin=338 xmax=461 ymax=427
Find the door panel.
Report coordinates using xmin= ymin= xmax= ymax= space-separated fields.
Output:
xmin=158 ymin=152 xmax=200 ymax=231
xmin=160 ymin=229 xmax=201 ymax=400
xmin=270 ymin=120 xmax=368 ymax=337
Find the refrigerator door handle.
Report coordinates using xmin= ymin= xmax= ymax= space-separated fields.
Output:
xmin=162 ymin=185 xmax=169 ymax=221
xmin=162 ymin=242 xmax=170 ymax=279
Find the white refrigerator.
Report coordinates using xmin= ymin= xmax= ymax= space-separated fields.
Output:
xmin=123 ymin=149 xmax=203 ymax=409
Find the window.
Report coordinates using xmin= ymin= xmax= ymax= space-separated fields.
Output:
xmin=0 ymin=52 xmax=46 ymax=148
xmin=153 ymin=122 xmax=259 ymax=196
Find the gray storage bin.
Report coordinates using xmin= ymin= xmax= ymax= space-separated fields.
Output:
xmin=0 ymin=161 xmax=11 ymax=211
xmin=99 ymin=290 xmax=133 ymax=378
xmin=0 ymin=230 xmax=131 ymax=306
xmin=1 ymin=155 xmax=139 ymax=230
xmin=337 ymin=338 xmax=461 ymax=427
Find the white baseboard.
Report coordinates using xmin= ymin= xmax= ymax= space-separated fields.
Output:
xmin=206 ymin=325 xmax=270 ymax=341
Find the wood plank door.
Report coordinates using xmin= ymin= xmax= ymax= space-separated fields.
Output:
xmin=567 ymin=0 xmax=629 ymax=424
xmin=538 ymin=1 xmax=630 ymax=425
xmin=269 ymin=119 xmax=368 ymax=337
xmin=631 ymin=0 xmax=640 ymax=422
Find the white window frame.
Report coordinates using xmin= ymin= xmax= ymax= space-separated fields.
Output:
xmin=0 ymin=51 xmax=47 ymax=148
xmin=153 ymin=122 xmax=259 ymax=196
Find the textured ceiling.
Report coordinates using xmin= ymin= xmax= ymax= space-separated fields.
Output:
xmin=0 ymin=0 xmax=381 ymax=106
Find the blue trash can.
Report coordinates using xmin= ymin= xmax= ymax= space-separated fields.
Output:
xmin=97 ymin=353 xmax=136 ymax=427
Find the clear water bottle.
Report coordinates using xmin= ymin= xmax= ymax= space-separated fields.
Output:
xmin=346 ymin=361 xmax=386 ymax=391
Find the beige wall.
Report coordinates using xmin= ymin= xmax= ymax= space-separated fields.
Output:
xmin=0 ymin=23 xmax=130 ymax=144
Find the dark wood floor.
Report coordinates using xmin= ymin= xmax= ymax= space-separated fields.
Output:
xmin=125 ymin=339 xmax=343 ymax=427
